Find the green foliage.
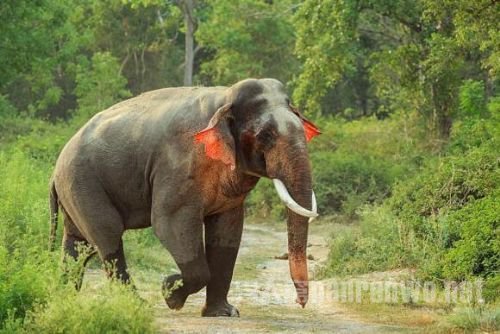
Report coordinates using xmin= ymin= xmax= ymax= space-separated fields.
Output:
xmin=320 ymin=205 xmax=413 ymax=276
xmin=21 ymin=284 xmax=154 ymax=334
xmin=390 ymin=137 xmax=499 ymax=281
xmin=0 ymin=106 xmax=45 ymax=146
xmin=0 ymin=0 xmax=89 ymax=118
xmin=324 ymin=117 xmax=499 ymax=297
xmin=85 ymin=0 xmax=184 ymax=92
xmin=292 ymin=0 xmax=497 ymax=138
xmin=248 ymin=113 xmax=428 ymax=219
xmin=246 ymin=179 xmax=284 ymax=219
xmin=312 ymin=151 xmax=392 ymax=217
xmin=459 ymin=80 xmax=487 ymax=119
xmin=0 ymin=136 xmax=157 ymax=332
xmin=442 ymin=195 xmax=499 ymax=281
xmin=389 ymin=143 xmax=498 ymax=234
xmin=196 ymin=0 xmax=297 ymax=85
xmin=447 ymin=118 xmax=496 ymax=154
xmin=0 ymin=95 xmax=17 ymax=118
xmin=0 ymin=245 xmax=58 ymax=327
xmin=443 ymin=307 xmax=500 ymax=333
xmin=293 ymin=0 xmax=359 ymax=114
xmin=0 ymin=150 xmax=59 ymax=328
xmin=75 ymin=52 xmax=131 ymax=116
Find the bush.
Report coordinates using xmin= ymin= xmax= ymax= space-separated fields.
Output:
xmin=442 ymin=194 xmax=499 ymax=281
xmin=323 ymin=117 xmax=499 ymax=290
xmin=246 ymin=179 xmax=284 ymax=219
xmin=389 ymin=140 xmax=499 ymax=236
xmin=458 ymin=79 xmax=487 ymax=119
xmin=0 ymin=245 xmax=58 ymax=327
xmin=246 ymin=113 xmax=426 ymax=219
xmin=0 ymin=149 xmax=60 ymax=328
xmin=312 ymin=151 xmax=394 ymax=217
xmin=447 ymin=117 xmax=496 ymax=155
xmin=20 ymin=284 xmax=155 ymax=334
xmin=75 ymin=52 xmax=131 ymax=117
xmin=322 ymin=205 xmax=415 ymax=276
xmin=310 ymin=114 xmax=425 ymax=217
xmin=444 ymin=307 xmax=500 ymax=333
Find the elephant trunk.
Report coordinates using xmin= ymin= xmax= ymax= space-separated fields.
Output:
xmin=266 ymin=147 xmax=315 ymax=307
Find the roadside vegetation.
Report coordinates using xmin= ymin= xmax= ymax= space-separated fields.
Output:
xmin=1 ymin=0 xmax=498 ymax=332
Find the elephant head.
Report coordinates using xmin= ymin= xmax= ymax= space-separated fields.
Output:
xmin=194 ymin=78 xmax=320 ymax=307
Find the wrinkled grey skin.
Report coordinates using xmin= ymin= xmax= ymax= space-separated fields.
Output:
xmin=50 ymin=78 xmax=314 ymax=316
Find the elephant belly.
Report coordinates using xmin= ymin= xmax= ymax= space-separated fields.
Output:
xmin=124 ymin=209 xmax=151 ymax=229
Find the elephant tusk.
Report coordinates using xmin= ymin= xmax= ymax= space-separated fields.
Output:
xmin=309 ymin=191 xmax=317 ymax=223
xmin=272 ymin=179 xmax=319 ymax=219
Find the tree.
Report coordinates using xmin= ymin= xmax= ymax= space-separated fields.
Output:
xmin=196 ymin=0 xmax=298 ymax=86
xmin=293 ymin=0 xmax=499 ymax=137
xmin=180 ymin=0 xmax=196 ymax=86
xmin=0 ymin=0 xmax=86 ymax=119
xmin=74 ymin=52 xmax=131 ymax=116
xmin=87 ymin=0 xmax=184 ymax=92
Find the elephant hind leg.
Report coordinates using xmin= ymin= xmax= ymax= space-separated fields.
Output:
xmin=101 ymin=239 xmax=131 ymax=284
xmin=61 ymin=181 xmax=131 ymax=285
xmin=61 ymin=220 xmax=96 ymax=290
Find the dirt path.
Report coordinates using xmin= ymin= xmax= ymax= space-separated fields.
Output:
xmin=148 ymin=223 xmax=419 ymax=333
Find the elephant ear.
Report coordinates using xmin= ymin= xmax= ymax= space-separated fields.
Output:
xmin=302 ymin=118 xmax=321 ymax=142
xmin=290 ymin=105 xmax=321 ymax=142
xmin=194 ymin=103 xmax=236 ymax=170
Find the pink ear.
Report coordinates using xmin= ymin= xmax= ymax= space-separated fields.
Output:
xmin=194 ymin=128 xmax=235 ymax=170
xmin=302 ymin=119 xmax=321 ymax=142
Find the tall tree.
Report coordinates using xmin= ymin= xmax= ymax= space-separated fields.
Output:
xmin=196 ymin=0 xmax=298 ymax=86
xmin=0 ymin=0 xmax=85 ymax=119
xmin=180 ymin=0 xmax=196 ymax=86
xmin=293 ymin=0 xmax=499 ymax=137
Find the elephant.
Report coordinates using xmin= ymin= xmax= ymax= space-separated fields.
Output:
xmin=49 ymin=78 xmax=320 ymax=317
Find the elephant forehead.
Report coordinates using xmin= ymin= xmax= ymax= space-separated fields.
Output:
xmin=263 ymin=106 xmax=302 ymax=135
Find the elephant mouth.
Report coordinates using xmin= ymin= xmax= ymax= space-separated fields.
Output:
xmin=272 ymin=179 xmax=318 ymax=222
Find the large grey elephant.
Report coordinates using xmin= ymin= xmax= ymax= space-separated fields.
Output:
xmin=49 ymin=78 xmax=320 ymax=317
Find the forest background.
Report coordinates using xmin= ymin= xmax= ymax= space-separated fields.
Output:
xmin=0 ymin=0 xmax=498 ymax=332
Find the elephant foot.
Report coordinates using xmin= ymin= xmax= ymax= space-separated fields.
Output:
xmin=202 ymin=302 xmax=240 ymax=317
xmin=162 ymin=274 xmax=188 ymax=310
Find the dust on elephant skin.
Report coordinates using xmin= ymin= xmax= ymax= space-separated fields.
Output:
xmin=49 ymin=78 xmax=319 ymax=316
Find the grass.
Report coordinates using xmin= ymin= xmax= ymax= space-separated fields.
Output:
xmin=7 ymin=283 xmax=155 ymax=334
xmin=439 ymin=307 xmax=500 ymax=333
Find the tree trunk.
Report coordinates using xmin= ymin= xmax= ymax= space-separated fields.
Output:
xmin=182 ymin=0 xmax=195 ymax=86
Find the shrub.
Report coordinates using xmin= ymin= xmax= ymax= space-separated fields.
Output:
xmin=0 ymin=245 xmax=58 ymax=327
xmin=312 ymin=151 xmax=393 ymax=217
xmin=323 ymin=117 xmax=499 ymax=289
xmin=458 ymin=79 xmax=487 ymax=119
xmin=246 ymin=179 xmax=284 ymax=219
xmin=442 ymin=194 xmax=499 ymax=281
xmin=22 ymin=284 xmax=155 ymax=334
xmin=75 ymin=52 xmax=131 ymax=117
xmin=0 ymin=149 xmax=60 ymax=328
xmin=444 ymin=307 xmax=500 ymax=333
xmin=246 ymin=113 xmax=426 ymax=219
xmin=447 ymin=117 xmax=496 ymax=155
xmin=389 ymin=140 xmax=499 ymax=236
xmin=322 ymin=205 xmax=414 ymax=276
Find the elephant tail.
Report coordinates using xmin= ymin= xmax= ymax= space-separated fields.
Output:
xmin=49 ymin=179 xmax=59 ymax=251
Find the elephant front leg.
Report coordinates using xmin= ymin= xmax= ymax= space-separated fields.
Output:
xmin=152 ymin=202 xmax=210 ymax=311
xmin=202 ymin=206 xmax=244 ymax=317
